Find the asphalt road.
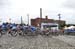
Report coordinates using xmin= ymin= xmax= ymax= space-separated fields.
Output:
xmin=0 ymin=34 xmax=74 ymax=49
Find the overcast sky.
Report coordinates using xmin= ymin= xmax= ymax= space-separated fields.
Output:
xmin=0 ymin=0 xmax=75 ymax=24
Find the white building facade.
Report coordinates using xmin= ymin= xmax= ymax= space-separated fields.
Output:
xmin=41 ymin=23 xmax=59 ymax=30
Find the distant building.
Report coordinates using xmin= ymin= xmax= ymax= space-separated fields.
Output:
xmin=31 ymin=16 xmax=66 ymax=30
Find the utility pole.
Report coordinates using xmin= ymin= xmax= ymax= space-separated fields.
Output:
xmin=27 ymin=14 xmax=29 ymax=26
xmin=21 ymin=16 xmax=23 ymax=24
xmin=40 ymin=8 xmax=42 ymax=28
xmin=9 ymin=18 xmax=11 ymax=23
xmin=58 ymin=13 xmax=61 ymax=29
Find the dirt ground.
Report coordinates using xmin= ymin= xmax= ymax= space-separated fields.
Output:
xmin=0 ymin=34 xmax=74 ymax=49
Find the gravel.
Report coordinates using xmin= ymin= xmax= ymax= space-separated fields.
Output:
xmin=0 ymin=34 xmax=74 ymax=49
xmin=53 ymin=35 xmax=75 ymax=47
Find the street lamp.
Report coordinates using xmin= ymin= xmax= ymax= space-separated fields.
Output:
xmin=58 ymin=13 xmax=61 ymax=29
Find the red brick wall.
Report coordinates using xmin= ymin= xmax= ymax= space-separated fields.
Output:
xmin=31 ymin=18 xmax=65 ymax=27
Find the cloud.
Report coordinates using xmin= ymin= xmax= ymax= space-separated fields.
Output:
xmin=0 ymin=0 xmax=10 ymax=8
xmin=63 ymin=0 xmax=75 ymax=9
xmin=0 ymin=0 xmax=74 ymax=24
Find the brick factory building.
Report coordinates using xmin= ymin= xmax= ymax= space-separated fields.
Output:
xmin=31 ymin=16 xmax=66 ymax=29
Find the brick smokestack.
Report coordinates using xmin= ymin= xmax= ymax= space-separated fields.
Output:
xmin=40 ymin=8 xmax=42 ymax=18
xmin=45 ymin=16 xmax=48 ymax=19
xmin=40 ymin=8 xmax=42 ymax=28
